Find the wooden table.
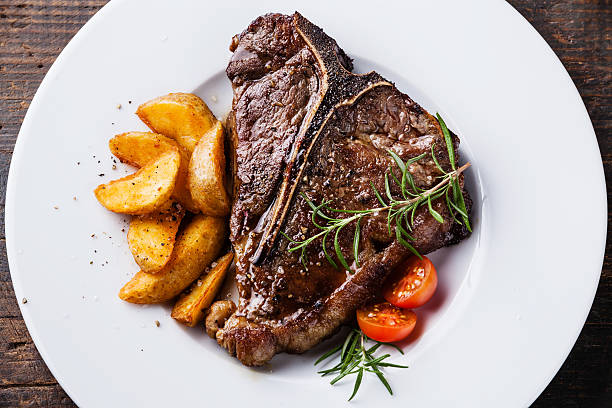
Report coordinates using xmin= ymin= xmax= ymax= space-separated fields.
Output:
xmin=0 ymin=1 xmax=609 ymax=406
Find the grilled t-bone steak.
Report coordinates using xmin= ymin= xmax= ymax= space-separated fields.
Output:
xmin=216 ymin=12 xmax=471 ymax=366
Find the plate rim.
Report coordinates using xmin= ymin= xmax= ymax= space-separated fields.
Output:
xmin=498 ymin=1 xmax=606 ymax=404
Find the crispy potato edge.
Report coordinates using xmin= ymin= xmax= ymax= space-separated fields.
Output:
xmin=171 ymin=252 xmax=234 ymax=327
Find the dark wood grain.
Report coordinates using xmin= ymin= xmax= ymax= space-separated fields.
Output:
xmin=0 ymin=1 xmax=609 ymax=406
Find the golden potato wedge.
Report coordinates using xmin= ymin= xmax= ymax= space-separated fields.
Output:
xmin=188 ymin=121 xmax=231 ymax=216
xmin=127 ymin=200 xmax=185 ymax=273
xmin=136 ymin=93 xmax=217 ymax=154
xmin=108 ymin=132 xmax=200 ymax=213
xmin=118 ymin=214 xmax=227 ymax=304
xmin=94 ymin=148 xmax=180 ymax=215
xmin=109 ymin=132 xmax=178 ymax=167
xmin=171 ymin=252 xmax=234 ymax=327
xmin=109 ymin=132 xmax=200 ymax=213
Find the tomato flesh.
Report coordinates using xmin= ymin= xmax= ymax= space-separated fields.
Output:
xmin=356 ymin=302 xmax=417 ymax=343
xmin=383 ymin=256 xmax=438 ymax=309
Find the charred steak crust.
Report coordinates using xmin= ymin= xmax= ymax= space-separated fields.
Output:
xmin=219 ymin=12 xmax=472 ymax=366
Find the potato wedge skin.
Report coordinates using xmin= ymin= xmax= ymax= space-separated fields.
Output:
xmin=136 ymin=93 xmax=216 ymax=154
xmin=127 ymin=200 xmax=185 ymax=273
xmin=94 ymin=148 xmax=180 ymax=215
xmin=118 ymin=214 xmax=227 ymax=304
xmin=109 ymin=132 xmax=199 ymax=213
xmin=188 ymin=121 xmax=231 ymax=216
xmin=171 ymin=252 xmax=234 ymax=327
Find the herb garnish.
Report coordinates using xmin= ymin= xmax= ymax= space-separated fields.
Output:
xmin=315 ymin=329 xmax=408 ymax=401
xmin=282 ymin=114 xmax=471 ymax=270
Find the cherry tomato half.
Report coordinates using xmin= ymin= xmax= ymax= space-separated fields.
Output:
xmin=356 ymin=302 xmax=417 ymax=343
xmin=383 ymin=256 xmax=438 ymax=309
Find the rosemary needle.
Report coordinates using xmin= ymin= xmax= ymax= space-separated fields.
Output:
xmin=315 ymin=329 xmax=408 ymax=401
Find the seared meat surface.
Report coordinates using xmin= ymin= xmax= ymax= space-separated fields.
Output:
xmin=217 ymin=12 xmax=471 ymax=366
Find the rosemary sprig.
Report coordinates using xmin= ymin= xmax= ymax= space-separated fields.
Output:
xmin=315 ymin=329 xmax=408 ymax=401
xmin=282 ymin=114 xmax=471 ymax=270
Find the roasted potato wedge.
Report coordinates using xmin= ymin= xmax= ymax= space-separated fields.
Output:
xmin=188 ymin=121 xmax=231 ymax=216
xmin=94 ymin=148 xmax=180 ymax=215
xmin=109 ymin=132 xmax=199 ymax=213
xmin=109 ymin=132 xmax=178 ymax=167
xmin=118 ymin=214 xmax=226 ymax=303
xmin=127 ymin=200 xmax=185 ymax=273
xmin=136 ymin=93 xmax=217 ymax=154
xmin=171 ymin=252 xmax=234 ymax=327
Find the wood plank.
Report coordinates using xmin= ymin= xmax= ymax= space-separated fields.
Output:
xmin=0 ymin=317 xmax=58 ymax=386
xmin=0 ymin=385 xmax=75 ymax=408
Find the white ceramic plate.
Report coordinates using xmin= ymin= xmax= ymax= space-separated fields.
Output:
xmin=6 ymin=0 xmax=606 ymax=406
